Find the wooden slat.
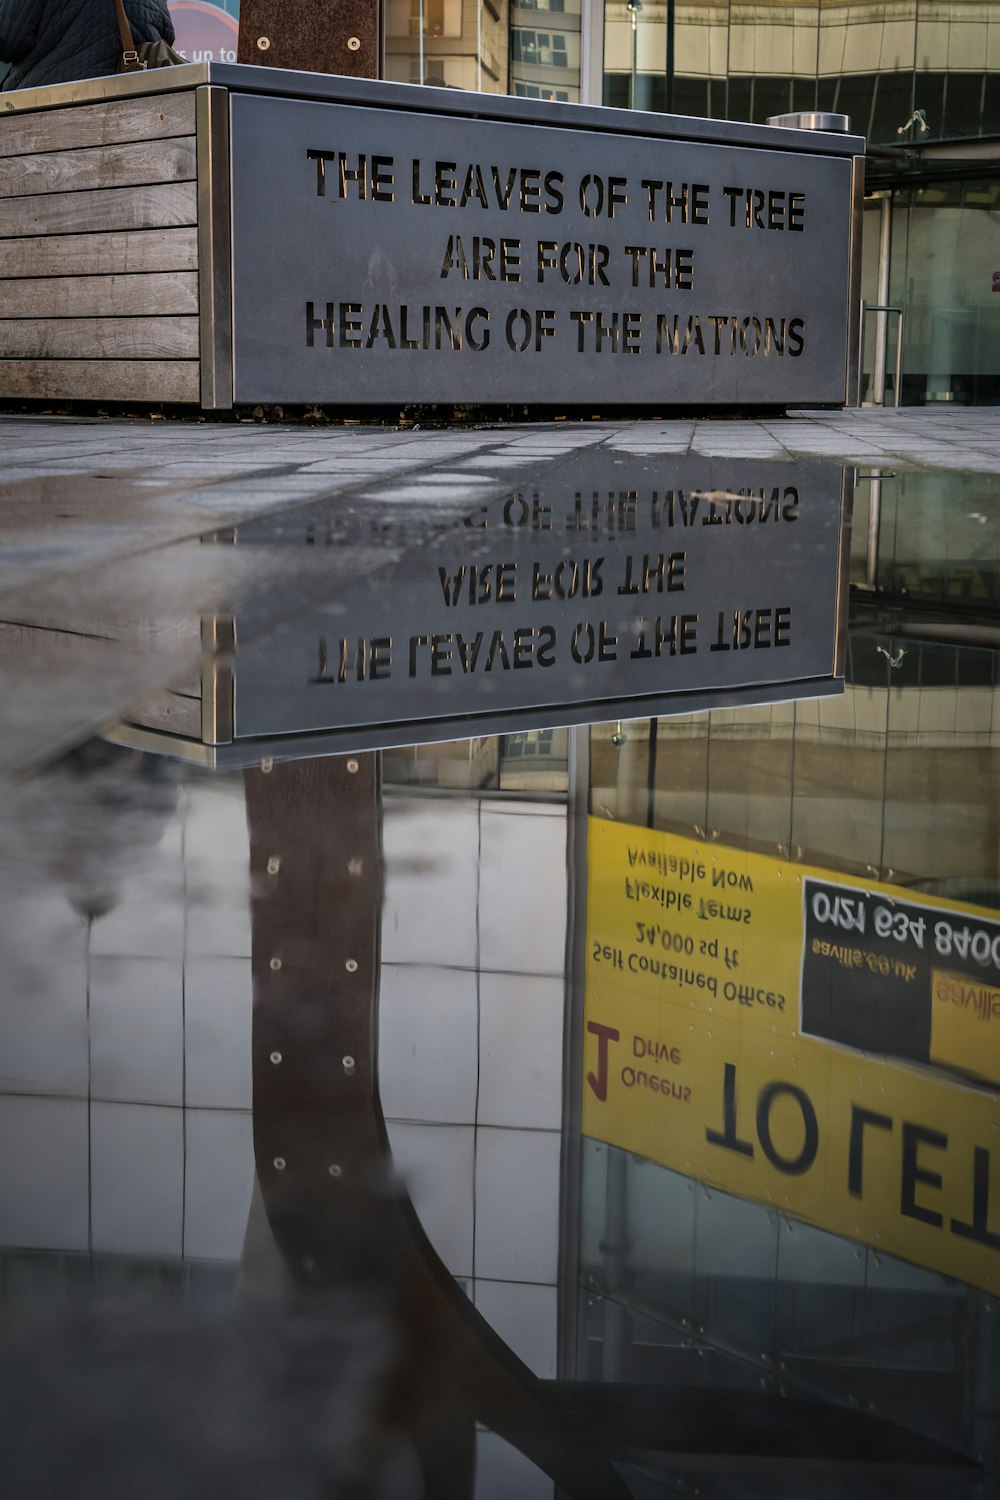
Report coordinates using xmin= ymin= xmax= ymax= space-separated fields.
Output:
xmin=0 ymin=181 xmax=197 ymax=238
xmin=0 ymin=358 xmax=200 ymax=402
xmin=0 ymin=94 xmax=196 ymax=158
xmin=128 ymin=689 xmax=202 ymax=737
xmin=0 ymin=137 xmax=196 ymax=199
xmin=2 ymin=272 xmax=199 ymax=318
xmin=0 ymin=613 xmax=202 ymax=652
xmin=0 ymin=227 xmax=199 ymax=278
xmin=0 ymin=317 xmax=199 ymax=359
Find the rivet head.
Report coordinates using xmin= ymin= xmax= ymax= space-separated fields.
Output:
xmin=342 ymin=1055 xmax=356 ymax=1074
xmin=346 ymin=758 xmax=359 ymax=773
xmin=328 ymin=1164 xmax=342 ymax=1177
xmin=256 ymin=35 xmax=271 ymax=49
xmin=261 ymin=757 xmax=274 ymax=773
xmin=347 ymin=36 xmax=361 ymax=50
xmin=269 ymin=1050 xmax=282 ymax=1065
xmin=269 ymin=956 xmax=282 ymax=971
xmin=345 ymin=958 xmax=358 ymax=973
xmin=266 ymin=856 xmax=281 ymax=875
xmin=273 ymin=1156 xmax=286 ymax=1170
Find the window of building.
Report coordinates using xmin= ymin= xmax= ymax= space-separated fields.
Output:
xmin=514 ymin=82 xmax=570 ymax=100
xmin=410 ymin=55 xmax=453 ymax=85
xmin=407 ymin=0 xmax=463 ymax=38
xmin=512 ymin=30 xmax=568 ymax=66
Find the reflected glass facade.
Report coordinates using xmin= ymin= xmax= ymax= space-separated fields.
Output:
xmin=171 ymin=0 xmax=1000 ymax=142
xmin=384 ymin=0 xmax=512 ymax=92
xmin=601 ymin=0 xmax=1000 ymax=145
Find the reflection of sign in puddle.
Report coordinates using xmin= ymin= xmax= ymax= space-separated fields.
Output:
xmin=583 ymin=818 xmax=1000 ymax=1292
xmin=112 ymin=455 xmax=850 ymax=764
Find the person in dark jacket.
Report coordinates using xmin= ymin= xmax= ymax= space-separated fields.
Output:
xmin=0 ymin=0 xmax=175 ymax=91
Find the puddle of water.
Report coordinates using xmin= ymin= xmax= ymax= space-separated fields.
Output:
xmin=0 ymin=451 xmax=996 ymax=1497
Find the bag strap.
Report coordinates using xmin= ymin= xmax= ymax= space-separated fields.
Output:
xmin=114 ymin=0 xmax=145 ymax=71
xmin=114 ymin=0 xmax=135 ymax=51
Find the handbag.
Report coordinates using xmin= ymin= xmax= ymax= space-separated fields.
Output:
xmin=115 ymin=0 xmax=188 ymax=71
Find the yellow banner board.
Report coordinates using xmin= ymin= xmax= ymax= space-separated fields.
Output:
xmin=583 ymin=817 xmax=1000 ymax=1293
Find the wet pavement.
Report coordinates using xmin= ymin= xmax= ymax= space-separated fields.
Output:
xmin=0 ymin=408 xmax=997 ymax=1497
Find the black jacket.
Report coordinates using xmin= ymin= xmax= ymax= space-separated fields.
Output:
xmin=0 ymin=0 xmax=175 ymax=90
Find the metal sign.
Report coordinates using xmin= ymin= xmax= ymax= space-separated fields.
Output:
xmin=223 ymin=454 xmax=849 ymax=751
xmin=229 ymin=85 xmax=861 ymax=407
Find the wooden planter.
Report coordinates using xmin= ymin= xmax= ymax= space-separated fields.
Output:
xmin=0 ymin=66 xmax=228 ymax=406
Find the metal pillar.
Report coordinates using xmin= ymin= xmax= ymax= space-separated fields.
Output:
xmin=873 ymin=193 xmax=893 ymax=405
xmin=627 ymin=0 xmax=641 ymax=109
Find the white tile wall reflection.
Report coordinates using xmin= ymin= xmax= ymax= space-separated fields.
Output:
xmin=0 ymin=762 xmax=570 ymax=1395
xmin=378 ymin=965 xmax=479 ymax=1124
xmin=91 ymin=1102 xmax=184 ymax=1258
xmin=381 ymin=797 xmax=481 ymax=967
xmin=0 ymin=958 xmax=89 ymax=1098
xmin=0 ymin=1096 xmax=89 ymax=1252
xmin=379 ymin=793 xmax=569 ymax=1382
xmin=89 ymin=956 xmax=183 ymax=1106
xmin=478 ymin=805 xmax=568 ymax=975
xmin=475 ymin=1128 xmax=561 ymax=1285
xmin=183 ymin=782 xmax=253 ymax=958
xmin=383 ymin=1120 xmax=476 ymax=1278
xmin=88 ymin=814 xmax=185 ymax=959
xmin=0 ymin=769 xmax=255 ymax=1265
xmin=474 ymin=1280 xmax=558 ymax=1379
xmin=185 ymin=957 xmax=253 ymax=1111
xmin=478 ymin=973 xmax=564 ymax=1130
xmin=184 ymin=1110 xmax=255 ymax=1261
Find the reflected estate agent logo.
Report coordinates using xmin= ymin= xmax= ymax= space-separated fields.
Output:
xmin=586 ymin=1021 xmax=620 ymax=1103
xmin=167 ymin=1 xmax=239 ymax=62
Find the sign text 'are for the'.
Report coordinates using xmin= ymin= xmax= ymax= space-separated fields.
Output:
xmin=306 ymin=483 xmax=801 ymax=689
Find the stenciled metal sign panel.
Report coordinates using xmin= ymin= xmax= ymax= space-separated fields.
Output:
xmin=229 ymin=90 xmax=858 ymax=407
xmin=228 ymin=455 xmax=849 ymax=746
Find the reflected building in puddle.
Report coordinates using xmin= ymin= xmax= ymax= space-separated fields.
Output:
xmin=0 ymin=453 xmax=996 ymax=1495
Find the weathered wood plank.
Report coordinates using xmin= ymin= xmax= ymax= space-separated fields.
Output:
xmin=0 ymin=181 xmax=197 ymax=238
xmin=0 ymin=614 xmax=202 ymax=652
xmin=0 ymin=358 xmax=200 ymax=402
xmin=2 ymin=272 xmax=199 ymax=318
xmin=0 ymin=227 xmax=199 ymax=278
xmin=128 ymin=689 xmax=202 ymax=737
xmin=0 ymin=137 xmax=196 ymax=199
xmin=0 ymin=317 xmax=199 ymax=359
xmin=0 ymin=94 xmax=196 ymax=158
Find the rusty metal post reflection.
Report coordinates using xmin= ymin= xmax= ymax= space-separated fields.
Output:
xmin=243 ymin=752 xmax=631 ymax=1500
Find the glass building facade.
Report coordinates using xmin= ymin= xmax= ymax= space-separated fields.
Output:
xmin=162 ymin=2 xmax=1000 ymax=404
xmin=600 ymin=0 xmax=1000 ymax=143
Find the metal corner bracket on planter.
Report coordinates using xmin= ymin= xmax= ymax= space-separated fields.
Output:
xmin=0 ymin=64 xmax=865 ymax=410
